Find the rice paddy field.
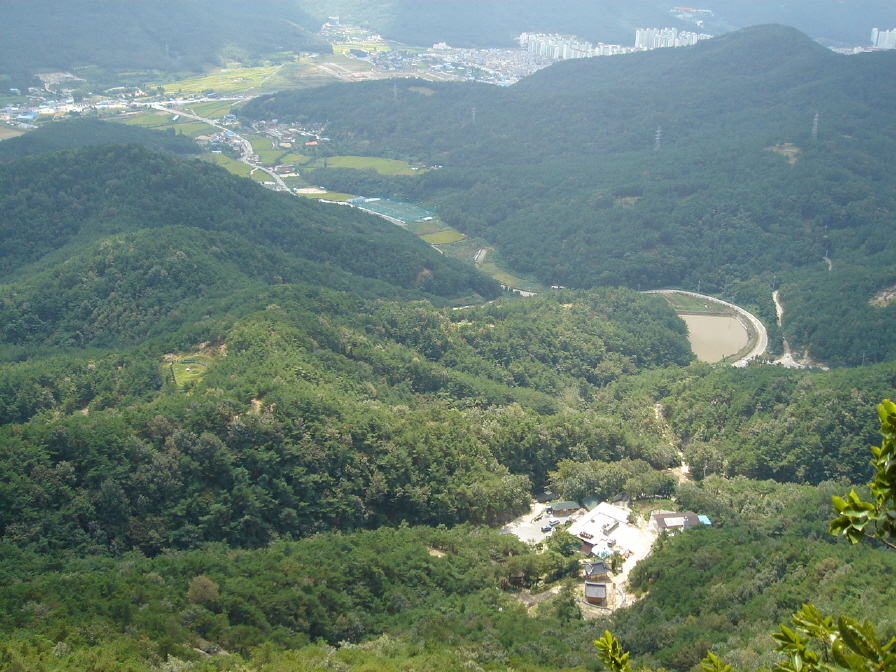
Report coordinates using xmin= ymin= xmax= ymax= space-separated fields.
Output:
xmin=206 ymin=154 xmax=254 ymax=177
xmin=152 ymin=65 xmax=284 ymax=96
xmin=120 ymin=111 xmax=216 ymax=137
xmin=186 ymin=101 xmax=234 ymax=118
xmin=421 ymin=230 xmax=466 ymax=244
xmin=250 ymin=169 xmax=275 ymax=183
xmin=323 ymin=155 xmax=421 ymax=175
xmin=0 ymin=127 xmax=24 ymax=141
xmin=300 ymin=191 xmax=355 ymax=202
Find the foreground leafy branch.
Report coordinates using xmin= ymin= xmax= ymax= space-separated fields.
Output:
xmin=597 ymin=399 xmax=896 ymax=672
xmin=830 ymin=399 xmax=896 ymax=550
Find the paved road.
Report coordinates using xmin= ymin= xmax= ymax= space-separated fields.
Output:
xmin=644 ymin=289 xmax=768 ymax=367
xmin=149 ymin=102 xmax=291 ymax=192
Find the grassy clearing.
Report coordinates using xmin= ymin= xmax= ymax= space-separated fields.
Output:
xmin=0 ymin=127 xmax=25 ymax=141
xmin=301 ymin=191 xmax=355 ymax=202
xmin=168 ymin=121 xmax=217 ymax=137
xmin=280 ymin=153 xmax=310 ymax=166
xmin=207 ymin=154 xmax=254 ymax=177
xmin=120 ymin=112 xmax=172 ymax=128
xmin=281 ymin=176 xmax=308 ymax=189
xmin=255 ymin=149 xmax=286 ymax=164
xmin=481 ymin=262 xmax=529 ymax=289
xmin=407 ymin=221 xmax=445 ymax=236
xmin=170 ymin=354 xmax=213 ymax=387
xmin=249 ymin=135 xmax=274 ymax=152
xmin=422 ymin=230 xmax=466 ymax=245
xmin=325 ymin=155 xmax=421 ymax=175
xmin=767 ymin=143 xmax=801 ymax=164
xmin=250 ymin=169 xmax=275 ymax=183
xmin=151 ymin=65 xmax=282 ymax=96
xmin=657 ymin=292 xmax=730 ymax=313
xmin=187 ymin=101 xmax=233 ymax=118
xmin=119 ymin=112 xmax=215 ymax=137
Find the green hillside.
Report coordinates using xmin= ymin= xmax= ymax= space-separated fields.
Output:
xmin=0 ymin=143 xmax=498 ymax=303
xmin=294 ymin=0 xmax=896 ymax=48
xmin=0 ymin=0 xmax=328 ymax=88
xmin=242 ymin=26 xmax=896 ymax=366
xmin=4 ymin=19 xmax=896 ymax=672
xmin=0 ymin=118 xmax=202 ymax=162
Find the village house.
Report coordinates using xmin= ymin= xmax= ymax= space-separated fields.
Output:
xmin=584 ymin=582 xmax=608 ymax=606
xmin=546 ymin=500 xmax=581 ymax=515
xmin=650 ymin=511 xmax=711 ymax=535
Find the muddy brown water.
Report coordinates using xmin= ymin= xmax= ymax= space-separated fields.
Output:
xmin=680 ymin=314 xmax=749 ymax=363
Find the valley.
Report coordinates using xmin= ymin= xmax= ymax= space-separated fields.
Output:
xmin=2 ymin=7 xmax=896 ymax=672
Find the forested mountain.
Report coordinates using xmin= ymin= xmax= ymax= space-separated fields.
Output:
xmin=0 ymin=0 xmax=327 ymax=88
xmin=0 ymin=143 xmax=497 ymax=307
xmin=4 ymin=15 xmax=896 ymax=672
xmin=242 ymin=25 xmax=896 ymax=366
xmin=294 ymin=0 xmax=896 ymax=48
xmin=0 ymin=118 xmax=201 ymax=162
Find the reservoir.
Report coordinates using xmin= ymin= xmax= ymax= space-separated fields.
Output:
xmin=680 ymin=314 xmax=750 ymax=363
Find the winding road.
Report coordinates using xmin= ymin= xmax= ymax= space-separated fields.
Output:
xmin=643 ymin=289 xmax=768 ymax=367
xmin=149 ymin=102 xmax=291 ymax=191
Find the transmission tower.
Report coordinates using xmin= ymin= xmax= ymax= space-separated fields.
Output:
xmin=654 ymin=125 xmax=662 ymax=150
xmin=393 ymin=83 xmax=398 ymax=100
xmin=471 ymin=106 xmax=477 ymax=125
xmin=812 ymin=112 xmax=819 ymax=140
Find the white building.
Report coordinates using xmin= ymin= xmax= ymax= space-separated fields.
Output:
xmin=872 ymin=28 xmax=896 ymax=49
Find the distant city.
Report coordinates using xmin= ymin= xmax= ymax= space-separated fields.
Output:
xmin=871 ymin=27 xmax=896 ymax=49
xmin=519 ymin=27 xmax=714 ymax=60
xmin=3 ymin=15 xmax=896 ymax=128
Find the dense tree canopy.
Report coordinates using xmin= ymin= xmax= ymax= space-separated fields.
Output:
xmin=242 ymin=26 xmax=896 ymax=365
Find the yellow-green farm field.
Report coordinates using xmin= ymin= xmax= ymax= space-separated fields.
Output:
xmin=250 ymin=170 xmax=275 ymax=183
xmin=120 ymin=112 xmax=215 ymax=137
xmin=480 ymin=262 xmax=538 ymax=291
xmin=152 ymin=65 xmax=283 ymax=96
xmin=324 ymin=155 xmax=421 ymax=175
xmin=0 ymin=126 xmax=24 ymax=141
xmin=407 ymin=221 xmax=446 ymax=236
xmin=207 ymin=154 xmax=254 ymax=177
xmin=300 ymin=191 xmax=355 ymax=202
xmin=421 ymin=230 xmax=466 ymax=245
xmin=186 ymin=101 xmax=233 ymax=118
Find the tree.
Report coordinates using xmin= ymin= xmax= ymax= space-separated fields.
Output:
xmin=596 ymin=399 xmax=896 ymax=672
xmin=829 ymin=398 xmax=896 ymax=550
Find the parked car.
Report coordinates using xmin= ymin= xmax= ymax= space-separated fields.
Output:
xmin=541 ymin=524 xmax=553 ymax=533
xmin=549 ymin=518 xmax=560 ymax=526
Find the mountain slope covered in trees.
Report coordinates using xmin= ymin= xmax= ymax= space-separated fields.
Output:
xmin=0 ymin=143 xmax=498 ymax=309
xmin=0 ymin=0 xmax=327 ymax=88
xmin=294 ymin=0 xmax=896 ymax=48
xmin=242 ymin=25 xmax=896 ymax=366
xmin=0 ymin=118 xmax=202 ymax=162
